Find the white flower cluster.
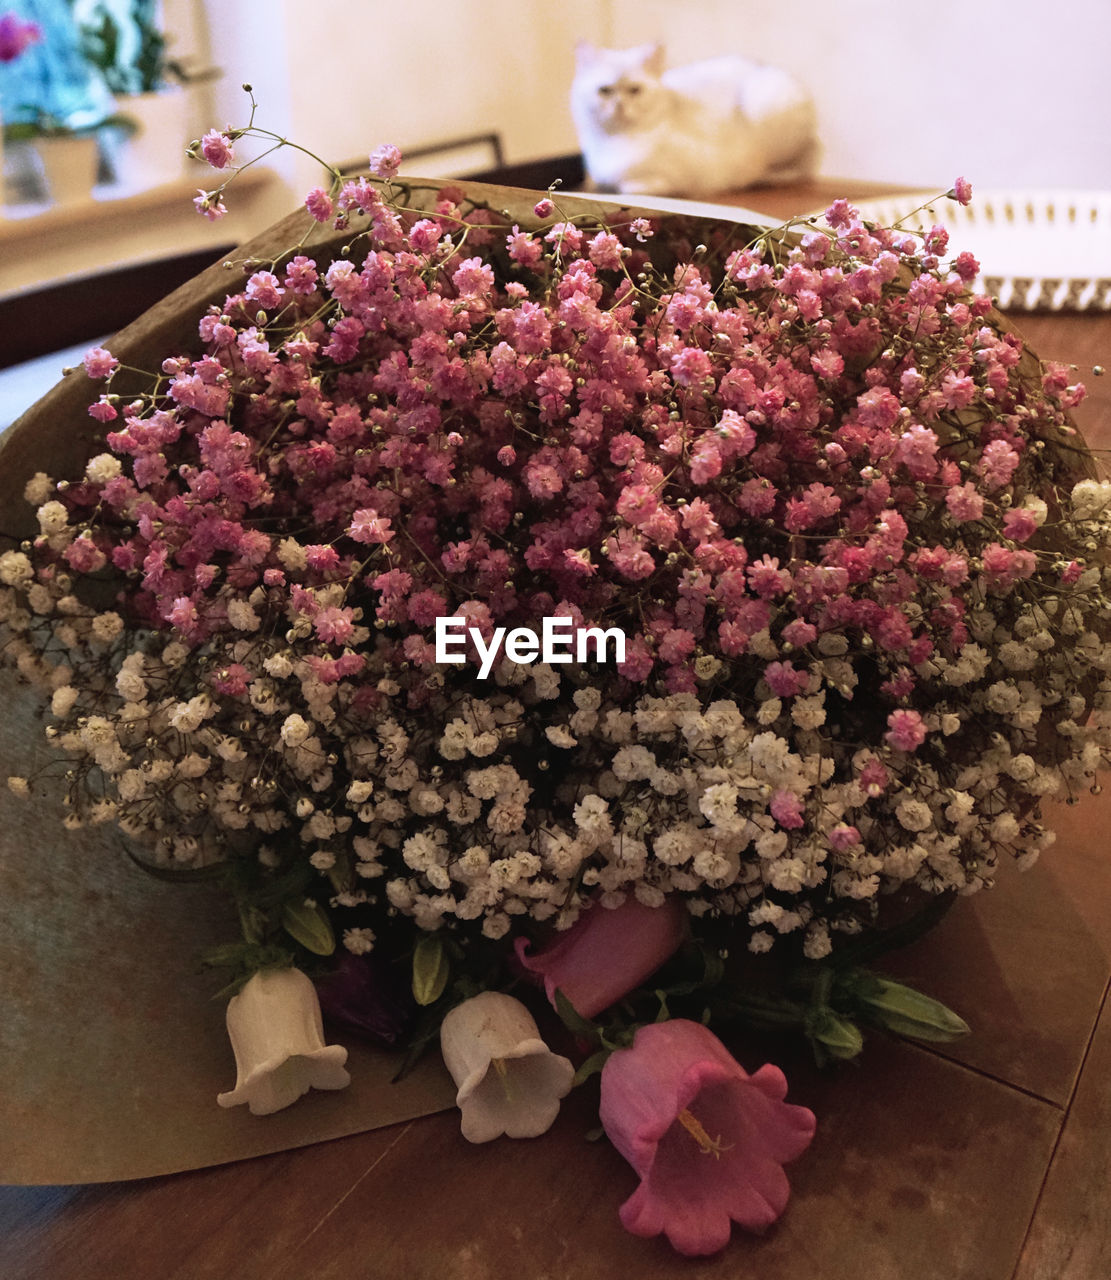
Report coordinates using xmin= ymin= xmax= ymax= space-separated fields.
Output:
xmin=3 ymin=475 xmax=1111 ymax=960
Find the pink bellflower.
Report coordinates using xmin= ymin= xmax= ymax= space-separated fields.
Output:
xmin=515 ymin=893 xmax=687 ymax=1019
xmin=599 ymin=1019 xmax=816 ymax=1256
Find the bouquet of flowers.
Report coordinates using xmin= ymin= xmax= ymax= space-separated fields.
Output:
xmin=2 ymin=109 xmax=1108 ymax=1256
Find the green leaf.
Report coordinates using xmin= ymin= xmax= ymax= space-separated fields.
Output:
xmin=411 ymin=935 xmax=450 ymax=1006
xmin=701 ymin=946 xmax=726 ymax=988
xmin=248 ymin=860 xmax=314 ymax=910
xmin=808 ymin=1008 xmax=864 ymax=1061
xmin=857 ymin=977 xmax=971 ymax=1042
xmin=553 ymin=987 xmax=598 ymax=1041
xmin=280 ymin=899 xmax=335 ymax=956
xmin=572 ymin=1049 xmax=611 ymax=1087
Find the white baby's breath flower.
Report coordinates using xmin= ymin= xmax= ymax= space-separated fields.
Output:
xmin=170 ymin=694 xmax=212 ymax=733
xmin=895 ymin=797 xmax=933 ymax=832
xmin=277 ymin=537 xmax=308 ymax=572
xmin=23 ymin=472 xmax=54 ymax=505
xmin=573 ymin=686 xmax=602 ymax=712
xmin=85 ymin=453 xmax=123 ymax=484
xmin=280 ymin=713 xmax=311 ymax=747
xmin=1070 ymin=478 xmax=1111 ymax=521
xmin=227 ymin=599 xmax=262 ymax=631
xmin=50 ymin=685 xmax=79 ymax=718
xmin=91 ymin=611 xmax=125 ymax=643
xmin=803 ymin=922 xmax=832 ymax=959
xmin=36 ymin=501 xmax=69 ymax=535
xmin=757 ymin=697 xmax=782 ymax=725
xmin=791 ymin=695 xmax=826 ymax=730
xmin=572 ymin=794 xmax=612 ymax=838
xmin=343 ymin=927 xmax=376 ymax=955
xmin=989 ymin=813 xmax=1021 ymax=843
xmin=0 ymin=551 xmax=34 ymax=587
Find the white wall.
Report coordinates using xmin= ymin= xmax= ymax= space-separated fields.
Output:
xmin=606 ymin=0 xmax=1110 ymax=189
xmin=200 ymin=0 xmax=612 ymax=199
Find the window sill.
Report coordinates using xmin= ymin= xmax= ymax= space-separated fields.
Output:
xmin=0 ymin=166 xmax=287 ymax=295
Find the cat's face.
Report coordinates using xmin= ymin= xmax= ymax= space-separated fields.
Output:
xmin=572 ymin=43 xmax=667 ymax=134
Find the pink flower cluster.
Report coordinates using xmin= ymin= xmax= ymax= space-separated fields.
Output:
xmin=58 ymin=186 xmax=1087 ymax=806
xmin=0 ymin=10 xmax=40 ymax=62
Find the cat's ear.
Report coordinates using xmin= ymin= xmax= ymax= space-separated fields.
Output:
xmin=575 ymin=40 xmax=598 ymax=66
xmin=634 ymin=42 xmax=666 ymax=77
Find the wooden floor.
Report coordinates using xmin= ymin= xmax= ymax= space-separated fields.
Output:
xmin=1 ymin=181 xmax=1110 ymax=1279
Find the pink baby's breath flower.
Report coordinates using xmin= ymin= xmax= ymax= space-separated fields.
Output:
xmin=283 ymin=255 xmax=319 ymax=296
xmin=885 ymin=709 xmax=927 ymax=753
xmin=348 ymin=508 xmax=394 ymax=545
xmin=829 ymin=824 xmax=861 ymax=852
xmin=976 ymin=439 xmax=1020 ymax=491
xmin=924 ymin=225 xmax=949 ymax=255
xmin=1002 ymin=508 xmax=1038 ymax=543
xmin=824 ymin=198 xmax=858 ymax=229
xmin=0 ymin=12 xmax=40 ymax=62
xmin=368 ymin=144 xmax=402 ymax=180
xmin=951 ymin=250 xmax=979 ymax=283
xmin=83 ymin=347 xmax=119 ymax=380
xmin=533 ymin=197 xmax=554 ymax=218
xmin=770 ymin=790 xmax=805 ymax=830
xmin=193 ymin=189 xmax=228 ymax=221
xmin=452 ymin=256 xmax=495 ymax=299
xmin=88 ymin=397 xmax=118 ymax=423
xmin=304 ymin=186 xmax=334 ymax=223
xmin=588 ymin=231 xmax=624 ymax=271
xmin=950 ymin=176 xmax=973 ymax=206
xmin=981 ymin=543 xmax=1036 ymax=591
xmin=245 ymin=271 xmax=283 ymax=310
xmin=945 ymin=482 xmax=985 ymax=523
xmin=200 ymin=129 xmax=235 ymax=169
xmin=764 ymin=661 xmax=808 ymax=698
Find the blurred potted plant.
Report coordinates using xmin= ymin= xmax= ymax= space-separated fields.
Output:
xmin=0 ymin=9 xmax=42 ymax=193
xmin=0 ymin=0 xmax=122 ymax=205
xmin=2 ymin=107 xmax=132 ymax=203
xmin=77 ymin=0 xmax=217 ymax=188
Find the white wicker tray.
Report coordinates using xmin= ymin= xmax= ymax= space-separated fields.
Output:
xmin=847 ymin=190 xmax=1111 ymax=312
xmin=581 ymin=188 xmax=1111 ymax=312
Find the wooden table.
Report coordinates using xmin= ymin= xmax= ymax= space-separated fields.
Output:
xmin=2 ymin=181 xmax=1109 ymax=1280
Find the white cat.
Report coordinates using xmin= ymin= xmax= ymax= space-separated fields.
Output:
xmin=570 ymin=42 xmax=819 ymax=199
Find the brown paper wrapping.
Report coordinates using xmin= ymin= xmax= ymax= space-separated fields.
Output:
xmin=0 ymin=669 xmax=457 ymax=1184
xmin=0 ymin=179 xmax=762 ymax=1186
